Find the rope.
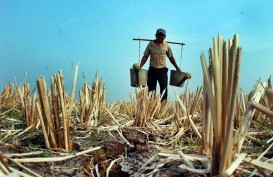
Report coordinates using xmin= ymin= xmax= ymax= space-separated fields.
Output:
xmin=138 ymin=40 xmax=141 ymax=63
xmin=180 ymin=44 xmax=183 ymax=69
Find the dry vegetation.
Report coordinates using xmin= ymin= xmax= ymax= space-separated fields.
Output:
xmin=1 ymin=34 xmax=273 ymax=177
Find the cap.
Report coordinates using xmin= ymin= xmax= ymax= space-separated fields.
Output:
xmin=156 ymin=28 xmax=166 ymax=36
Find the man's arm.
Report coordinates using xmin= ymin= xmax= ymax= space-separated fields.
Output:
xmin=169 ymin=56 xmax=182 ymax=72
xmin=140 ymin=55 xmax=148 ymax=68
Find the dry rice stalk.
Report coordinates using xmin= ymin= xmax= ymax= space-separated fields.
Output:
xmin=173 ymin=100 xmax=183 ymax=130
xmin=173 ymin=87 xmax=189 ymax=130
xmin=243 ymin=156 xmax=273 ymax=173
xmin=234 ymin=90 xmax=247 ymax=128
xmin=173 ymin=87 xmax=202 ymax=139
xmin=200 ymin=34 xmax=242 ymax=176
xmin=130 ymin=87 xmax=162 ymax=127
xmin=56 ymin=71 xmax=69 ymax=150
xmin=154 ymin=98 xmax=172 ymax=120
xmin=0 ymin=82 xmax=39 ymax=130
xmin=13 ymin=146 xmax=101 ymax=163
xmin=65 ymin=62 xmax=79 ymax=149
xmin=78 ymin=73 xmax=106 ymax=129
xmin=261 ymin=82 xmax=273 ymax=128
xmin=106 ymin=158 xmax=122 ymax=177
xmin=222 ymin=153 xmax=247 ymax=177
xmin=6 ymin=155 xmax=42 ymax=177
xmin=37 ymin=76 xmax=57 ymax=149
xmin=36 ymin=101 xmax=51 ymax=149
xmin=250 ymin=101 xmax=273 ymax=119
xmin=233 ymin=82 xmax=266 ymax=153
xmin=20 ymin=83 xmax=38 ymax=127
xmin=0 ymin=83 xmax=21 ymax=112
xmin=50 ymin=75 xmax=63 ymax=148
xmin=36 ymin=64 xmax=79 ymax=151
xmin=202 ymin=76 xmax=213 ymax=156
xmin=0 ymin=153 xmax=11 ymax=175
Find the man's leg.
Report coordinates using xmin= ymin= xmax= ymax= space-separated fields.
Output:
xmin=158 ymin=67 xmax=168 ymax=101
xmin=147 ymin=67 xmax=157 ymax=92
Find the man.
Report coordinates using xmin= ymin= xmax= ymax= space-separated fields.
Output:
xmin=140 ymin=28 xmax=181 ymax=101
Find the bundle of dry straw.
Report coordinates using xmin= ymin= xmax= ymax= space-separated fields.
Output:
xmin=78 ymin=73 xmax=106 ymax=129
xmin=0 ymin=83 xmax=22 ymax=113
xmin=36 ymin=63 xmax=79 ymax=151
xmin=124 ymin=87 xmax=162 ymax=127
xmin=0 ymin=82 xmax=38 ymax=128
xmin=19 ymin=83 xmax=38 ymax=127
xmin=200 ymin=34 xmax=242 ymax=176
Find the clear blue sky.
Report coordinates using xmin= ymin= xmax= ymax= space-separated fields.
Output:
xmin=0 ymin=0 xmax=273 ymax=101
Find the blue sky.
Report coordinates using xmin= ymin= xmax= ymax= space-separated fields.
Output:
xmin=0 ymin=0 xmax=273 ymax=101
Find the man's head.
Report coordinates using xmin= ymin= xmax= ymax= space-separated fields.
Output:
xmin=155 ymin=28 xmax=166 ymax=42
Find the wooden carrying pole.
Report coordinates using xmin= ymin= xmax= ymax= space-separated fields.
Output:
xmin=133 ymin=38 xmax=185 ymax=46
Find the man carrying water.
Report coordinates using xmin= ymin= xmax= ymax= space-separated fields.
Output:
xmin=140 ymin=28 xmax=182 ymax=101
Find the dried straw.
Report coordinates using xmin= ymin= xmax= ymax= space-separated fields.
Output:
xmin=200 ymin=34 xmax=242 ymax=175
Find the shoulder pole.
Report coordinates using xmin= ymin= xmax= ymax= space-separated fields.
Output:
xmin=133 ymin=38 xmax=185 ymax=46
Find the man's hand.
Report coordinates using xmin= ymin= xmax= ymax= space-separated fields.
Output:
xmin=176 ymin=68 xmax=182 ymax=73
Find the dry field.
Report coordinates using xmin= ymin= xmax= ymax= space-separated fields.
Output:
xmin=1 ymin=35 xmax=273 ymax=177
